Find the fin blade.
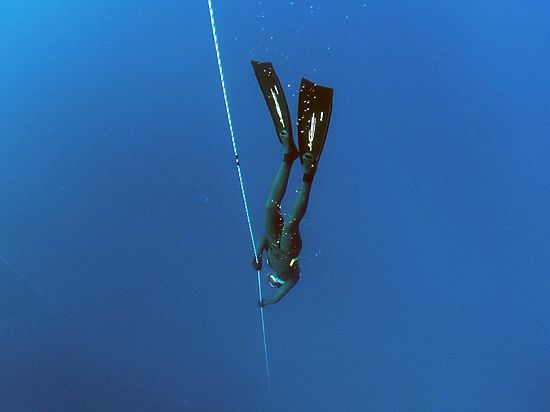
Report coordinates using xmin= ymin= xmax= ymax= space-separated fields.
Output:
xmin=251 ymin=60 xmax=293 ymax=143
xmin=297 ymin=78 xmax=333 ymax=165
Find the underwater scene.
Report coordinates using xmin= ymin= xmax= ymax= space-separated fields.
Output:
xmin=1 ymin=1 xmax=550 ymax=411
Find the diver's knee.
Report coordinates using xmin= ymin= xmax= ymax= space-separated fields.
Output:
xmin=264 ymin=200 xmax=280 ymax=212
xmin=286 ymin=218 xmax=300 ymax=231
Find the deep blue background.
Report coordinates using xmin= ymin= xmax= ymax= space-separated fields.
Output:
xmin=1 ymin=1 xmax=550 ymax=411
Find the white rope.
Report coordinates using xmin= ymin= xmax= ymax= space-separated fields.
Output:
xmin=207 ymin=0 xmax=271 ymax=393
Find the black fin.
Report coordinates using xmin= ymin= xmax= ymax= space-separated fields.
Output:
xmin=251 ymin=60 xmax=293 ymax=143
xmin=297 ymin=78 xmax=333 ymax=166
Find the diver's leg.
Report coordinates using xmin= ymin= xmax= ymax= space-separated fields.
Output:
xmin=287 ymin=152 xmax=315 ymax=224
xmin=264 ymin=129 xmax=299 ymax=241
xmin=287 ymin=177 xmax=313 ymax=225
xmin=279 ymin=154 xmax=315 ymax=255
xmin=279 ymin=216 xmax=304 ymax=257
xmin=263 ymin=160 xmax=290 ymax=241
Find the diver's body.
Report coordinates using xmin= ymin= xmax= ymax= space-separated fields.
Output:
xmin=250 ymin=60 xmax=333 ymax=307
xmin=253 ymin=129 xmax=316 ymax=307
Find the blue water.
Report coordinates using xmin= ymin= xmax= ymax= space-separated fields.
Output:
xmin=2 ymin=1 xmax=550 ymax=411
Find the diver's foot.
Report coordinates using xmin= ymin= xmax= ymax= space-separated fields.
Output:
xmin=280 ymin=129 xmax=298 ymax=160
xmin=302 ymin=152 xmax=316 ymax=175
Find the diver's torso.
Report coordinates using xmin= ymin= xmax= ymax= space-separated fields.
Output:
xmin=266 ymin=240 xmax=299 ymax=279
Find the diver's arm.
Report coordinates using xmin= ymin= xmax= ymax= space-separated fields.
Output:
xmin=256 ymin=235 xmax=268 ymax=257
xmin=252 ymin=235 xmax=268 ymax=270
xmin=261 ymin=277 xmax=298 ymax=306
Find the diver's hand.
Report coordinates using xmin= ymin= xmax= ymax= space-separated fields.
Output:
xmin=252 ymin=257 xmax=262 ymax=271
xmin=258 ymin=298 xmax=268 ymax=308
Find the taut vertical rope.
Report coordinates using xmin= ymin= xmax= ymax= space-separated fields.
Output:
xmin=206 ymin=0 xmax=271 ymax=393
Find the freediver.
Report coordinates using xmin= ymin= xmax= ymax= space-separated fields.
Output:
xmin=250 ymin=61 xmax=333 ymax=307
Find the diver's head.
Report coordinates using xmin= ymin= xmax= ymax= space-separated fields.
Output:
xmin=268 ymin=273 xmax=285 ymax=288
xmin=268 ymin=267 xmax=300 ymax=288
